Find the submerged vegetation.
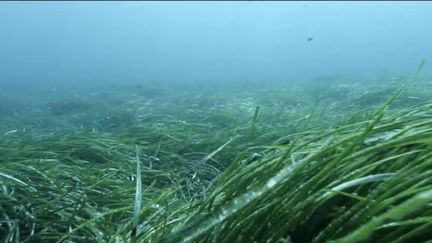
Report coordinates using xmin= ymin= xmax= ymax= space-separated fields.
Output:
xmin=1 ymin=71 xmax=432 ymax=242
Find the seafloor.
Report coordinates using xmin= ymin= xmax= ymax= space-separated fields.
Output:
xmin=1 ymin=74 xmax=432 ymax=242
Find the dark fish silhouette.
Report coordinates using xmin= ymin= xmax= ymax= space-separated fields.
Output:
xmin=307 ymin=37 xmax=314 ymax=42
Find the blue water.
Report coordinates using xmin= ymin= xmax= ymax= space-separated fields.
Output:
xmin=1 ymin=1 xmax=431 ymax=89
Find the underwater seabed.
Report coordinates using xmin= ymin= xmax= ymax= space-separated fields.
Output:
xmin=1 ymin=69 xmax=432 ymax=242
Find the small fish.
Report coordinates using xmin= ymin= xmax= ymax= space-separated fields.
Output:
xmin=307 ymin=37 xmax=314 ymax=42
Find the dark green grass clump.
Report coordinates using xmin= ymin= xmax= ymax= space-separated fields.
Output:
xmin=165 ymin=101 xmax=432 ymax=243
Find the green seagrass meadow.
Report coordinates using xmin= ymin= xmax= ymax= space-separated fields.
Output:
xmin=1 ymin=62 xmax=432 ymax=242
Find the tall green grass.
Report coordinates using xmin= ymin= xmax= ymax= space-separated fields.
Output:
xmin=1 ymin=67 xmax=432 ymax=242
